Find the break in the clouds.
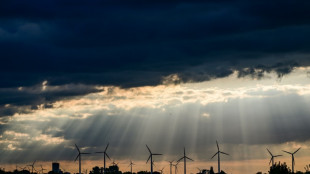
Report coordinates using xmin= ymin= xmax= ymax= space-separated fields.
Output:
xmin=1 ymin=70 xmax=310 ymax=168
xmin=1 ymin=0 xmax=310 ymax=89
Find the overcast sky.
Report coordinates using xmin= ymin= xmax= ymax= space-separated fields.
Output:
xmin=1 ymin=1 xmax=310 ymax=174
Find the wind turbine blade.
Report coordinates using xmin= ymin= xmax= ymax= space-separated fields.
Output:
xmin=220 ymin=151 xmax=229 ymax=156
xmin=75 ymin=144 xmax=80 ymax=153
xmin=33 ymin=160 xmax=36 ymax=166
xmin=269 ymin=158 xmax=272 ymax=165
xmin=96 ymin=152 xmax=104 ymax=153
xmin=74 ymin=154 xmax=79 ymax=162
xmin=282 ymin=150 xmax=292 ymax=154
xmin=146 ymin=145 xmax=152 ymax=153
xmin=81 ymin=153 xmax=91 ymax=154
xmin=274 ymin=155 xmax=282 ymax=157
xmin=106 ymin=153 xmax=111 ymax=160
xmin=105 ymin=143 xmax=109 ymax=152
xmin=153 ymin=153 xmax=163 ymax=156
xmin=293 ymin=147 xmax=301 ymax=154
xmin=177 ymin=157 xmax=184 ymax=162
xmin=146 ymin=155 xmax=151 ymax=164
xmin=211 ymin=152 xmax=218 ymax=159
xmin=185 ymin=156 xmax=194 ymax=161
xmin=266 ymin=148 xmax=272 ymax=156
xmin=216 ymin=140 xmax=219 ymax=151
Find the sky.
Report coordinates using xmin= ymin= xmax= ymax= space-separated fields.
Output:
xmin=1 ymin=0 xmax=310 ymax=174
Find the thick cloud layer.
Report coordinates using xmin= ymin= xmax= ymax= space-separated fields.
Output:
xmin=1 ymin=0 xmax=310 ymax=89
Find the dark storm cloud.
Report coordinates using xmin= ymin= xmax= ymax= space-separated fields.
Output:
xmin=0 ymin=83 xmax=103 ymax=117
xmin=1 ymin=0 xmax=310 ymax=115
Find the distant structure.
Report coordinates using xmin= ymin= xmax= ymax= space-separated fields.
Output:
xmin=211 ymin=141 xmax=229 ymax=174
xmin=74 ymin=144 xmax=91 ymax=174
xmin=27 ymin=160 xmax=36 ymax=174
xmin=173 ymin=162 xmax=179 ymax=174
xmin=266 ymin=148 xmax=282 ymax=166
xmin=40 ymin=165 xmax=47 ymax=174
xmin=129 ymin=160 xmax=135 ymax=174
xmin=146 ymin=144 xmax=162 ymax=174
xmin=159 ymin=167 xmax=165 ymax=174
xmin=177 ymin=148 xmax=194 ymax=174
xmin=168 ymin=161 xmax=174 ymax=174
xmin=52 ymin=162 xmax=60 ymax=173
xmin=282 ymin=147 xmax=301 ymax=173
xmin=96 ymin=143 xmax=111 ymax=174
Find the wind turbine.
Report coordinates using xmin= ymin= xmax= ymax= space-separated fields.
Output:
xmin=40 ymin=165 xmax=46 ymax=174
xmin=211 ymin=141 xmax=229 ymax=174
xmin=112 ymin=160 xmax=119 ymax=166
xmin=282 ymin=147 xmax=301 ymax=173
xmin=129 ymin=160 xmax=135 ymax=174
xmin=196 ymin=168 xmax=202 ymax=173
xmin=27 ymin=160 xmax=36 ymax=174
xmin=168 ymin=161 xmax=174 ymax=174
xmin=159 ymin=167 xmax=165 ymax=174
xmin=177 ymin=148 xmax=194 ymax=174
xmin=96 ymin=143 xmax=111 ymax=173
xmin=173 ymin=162 xmax=179 ymax=174
xmin=146 ymin=144 xmax=162 ymax=174
xmin=74 ymin=144 xmax=91 ymax=174
xmin=266 ymin=148 xmax=282 ymax=166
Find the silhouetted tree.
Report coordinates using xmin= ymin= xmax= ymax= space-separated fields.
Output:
xmin=90 ymin=167 xmax=101 ymax=174
xmin=269 ymin=162 xmax=291 ymax=174
xmin=209 ymin=167 xmax=214 ymax=174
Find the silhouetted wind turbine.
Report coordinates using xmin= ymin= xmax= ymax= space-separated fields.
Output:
xmin=266 ymin=148 xmax=282 ymax=166
xmin=112 ymin=160 xmax=119 ymax=166
xmin=160 ymin=167 xmax=165 ymax=174
xmin=129 ymin=160 xmax=135 ymax=174
xmin=211 ymin=141 xmax=229 ymax=174
xmin=74 ymin=144 xmax=91 ymax=174
xmin=173 ymin=162 xmax=179 ymax=174
xmin=96 ymin=143 xmax=111 ymax=173
xmin=27 ymin=160 xmax=36 ymax=174
xmin=146 ymin=144 xmax=162 ymax=174
xmin=282 ymin=147 xmax=301 ymax=173
xmin=40 ymin=165 xmax=46 ymax=174
xmin=168 ymin=161 xmax=174 ymax=174
xmin=177 ymin=148 xmax=194 ymax=174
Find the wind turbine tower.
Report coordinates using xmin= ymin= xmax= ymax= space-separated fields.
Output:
xmin=74 ymin=144 xmax=91 ymax=174
xmin=177 ymin=148 xmax=194 ymax=174
xmin=146 ymin=144 xmax=162 ymax=174
xmin=27 ymin=160 xmax=36 ymax=174
xmin=173 ymin=162 xmax=179 ymax=174
xmin=282 ymin=147 xmax=301 ymax=173
xmin=96 ymin=143 xmax=111 ymax=173
xmin=129 ymin=160 xmax=135 ymax=174
xmin=168 ymin=161 xmax=174 ymax=174
xmin=266 ymin=148 xmax=282 ymax=166
xmin=40 ymin=165 xmax=46 ymax=174
xmin=211 ymin=141 xmax=229 ymax=174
